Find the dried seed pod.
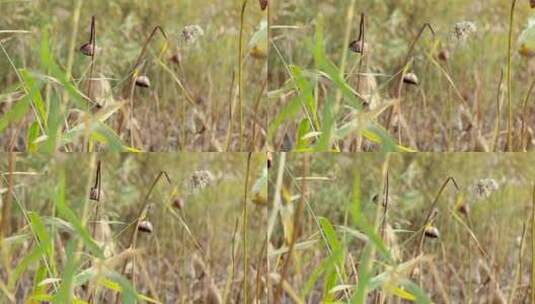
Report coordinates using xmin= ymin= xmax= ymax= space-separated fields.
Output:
xmin=137 ymin=220 xmax=153 ymax=233
xmin=424 ymin=225 xmax=440 ymax=239
xmin=135 ymin=75 xmax=151 ymax=88
xmin=531 ymin=0 xmax=535 ymax=8
xmin=79 ymin=42 xmax=95 ymax=56
xmin=349 ymin=40 xmax=367 ymax=54
xmin=259 ymin=0 xmax=268 ymax=10
xmin=173 ymin=197 xmax=185 ymax=210
xmin=457 ymin=203 xmax=469 ymax=215
xmin=169 ymin=52 xmax=182 ymax=65
xmin=438 ymin=49 xmax=449 ymax=62
xmin=403 ymin=72 xmax=419 ymax=86
xmin=267 ymin=151 xmax=272 ymax=169
xmin=89 ymin=187 xmax=99 ymax=201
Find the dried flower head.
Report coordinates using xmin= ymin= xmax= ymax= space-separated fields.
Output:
xmin=424 ymin=225 xmax=440 ymax=239
xmin=188 ymin=170 xmax=214 ymax=192
xmin=438 ymin=49 xmax=449 ymax=61
xmin=267 ymin=151 xmax=272 ymax=169
xmin=137 ymin=220 xmax=153 ymax=233
xmin=173 ymin=197 xmax=185 ymax=210
xmin=182 ymin=25 xmax=204 ymax=44
xmin=453 ymin=21 xmax=477 ymax=41
xmin=135 ymin=75 xmax=151 ymax=88
xmin=89 ymin=187 xmax=99 ymax=201
xmin=79 ymin=42 xmax=95 ymax=56
xmin=259 ymin=0 xmax=268 ymax=10
xmin=457 ymin=203 xmax=470 ymax=215
xmin=403 ymin=72 xmax=419 ymax=86
xmin=169 ymin=52 xmax=182 ymax=65
xmin=472 ymin=178 xmax=499 ymax=200
xmin=349 ymin=40 xmax=367 ymax=54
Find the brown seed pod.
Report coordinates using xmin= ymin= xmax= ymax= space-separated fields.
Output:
xmin=173 ymin=197 xmax=185 ymax=210
xmin=79 ymin=42 xmax=95 ymax=56
xmin=135 ymin=75 xmax=151 ymax=88
xmin=403 ymin=72 xmax=419 ymax=86
xmin=169 ymin=52 xmax=182 ymax=65
xmin=137 ymin=220 xmax=153 ymax=233
xmin=424 ymin=226 xmax=440 ymax=239
xmin=267 ymin=151 xmax=272 ymax=169
xmin=457 ymin=203 xmax=470 ymax=215
xmin=349 ymin=40 xmax=367 ymax=54
xmin=259 ymin=0 xmax=268 ymax=10
xmin=438 ymin=49 xmax=449 ymax=62
xmin=531 ymin=0 xmax=535 ymax=8
xmin=89 ymin=187 xmax=99 ymax=201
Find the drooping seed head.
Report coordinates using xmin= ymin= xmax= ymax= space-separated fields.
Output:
xmin=424 ymin=225 xmax=440 ymax=239
xmin=169 ymin=52 xmax=182 ymax=65
xmin=259 ymin=0 xmax=268 ymax=10
xmin=403 ymin=72 xmax=419 ymax=86
xmin=135 ymin=75 xmax=151 ymax=88
xmin=349 ymin=40 xmax=367 ymax=54
xmin=137 ymin=220 xmax=153 ymax=233
xmin=457 ymin=203 xmax=469 ymax=215
xmin=438 ymin=49 xmax=449 ymax=62
xmin=267 ymin=151 xmax=272 ymax=169
xmin=79 ymin=42 xmax=95 ymax=56
xmin=89 ymin=187 xmax=99 ymax=201
xmin=173 ymin=197 xmax=185 ymax=210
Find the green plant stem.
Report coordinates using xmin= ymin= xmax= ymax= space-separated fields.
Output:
xmin=506 ymin=0 xmax=517 ymax=151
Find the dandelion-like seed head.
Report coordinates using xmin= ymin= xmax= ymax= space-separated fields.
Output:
xmin=472 ymin=178 xmax=498 ymax=200
xmin=181 ymin=25 xmax=204 ymax=44
xmin=188 ymin=170 xmax=214 ymax=192
xmin=453 ymin=21 xmax=477 ymax=41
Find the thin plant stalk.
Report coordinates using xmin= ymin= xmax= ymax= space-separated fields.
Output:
xmin=520 ymin=78 xmax=535 ymax=151
xmin=274 ymin=154 xmax=308 ymax=304
xmin=242 ymin=152 xmax=253 ymax=302
xmin=238 ymin=0 xmax=249 ymax=151
xmin=506 ymin=0 xmax=517 ymax=151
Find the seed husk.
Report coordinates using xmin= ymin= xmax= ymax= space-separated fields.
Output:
xmin=137 ymin=220 xmax=153 ymax=233
xmin=457 ymin=203 xmax=470 ymax=215
xmin=403 ymin=72 xmax=419 ymax=86
xmin=79 ymin=42 xmax=95 ymax=56
xmin=349 ymin=39 xmax=367 ymax=54
xmin=173 ymin=197 xmax=185 ymax=210
xmin=135 ymin=75 xmax=151 ymax=88
xmin=169 ymin=52 xmax=182 ymax=65
xmin=259 ymin=0 xmax=268 ymax=10
xmin=424 ymin=225 xmax=440 ymax=238
xmin=438 ymin=49 xmax=449 ymax=62
xmin=267 ymin=151 xmax=272 ymax=169
xmin=89 ymin=187 xmax=99 ymax=201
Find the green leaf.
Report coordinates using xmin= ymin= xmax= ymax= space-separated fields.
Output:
xmin=0 ymin=96 xmax=30 ymax=133
xmin=53 ymin=241 xmax=77 ymax=304
xmin=314 ymin=94 xmax=334 ymax=151
xmin=53 ymin=171 xmax=103 ymax=258
xmin=19 ymin=69 xmax=47 ymax=129
xmin=27 ymin=121 xmax=40 ymax=152
xmin=268 ymin=95 xmax=302 ymax=141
